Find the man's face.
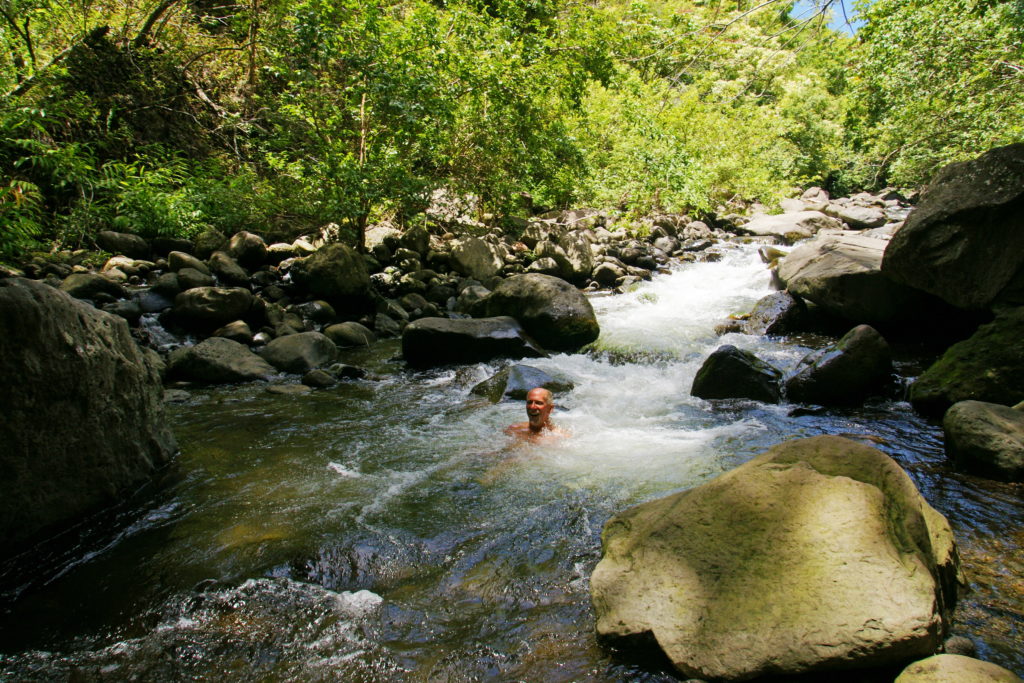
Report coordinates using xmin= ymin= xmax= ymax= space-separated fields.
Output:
xmin=526 ymin=389 xmax=553 ymax=428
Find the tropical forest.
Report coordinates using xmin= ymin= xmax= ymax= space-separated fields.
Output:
xmin=1 ymin=0 xmax=1023 ymax=680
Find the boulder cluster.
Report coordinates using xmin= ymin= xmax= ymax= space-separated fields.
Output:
xmin=595 ymin=144 xmax=1024 ymax=682
xmin=695 ymin=143 xmax=1024 ymax=483
xmin=7 ymin=207 xmax=737 ymax=384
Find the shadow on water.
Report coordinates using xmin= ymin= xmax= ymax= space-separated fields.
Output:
xmin=1 ymin=246 xmax=1022 ymax=681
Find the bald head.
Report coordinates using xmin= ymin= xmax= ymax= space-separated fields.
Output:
xmin=525 ymin=387 xmax=554 ymax=432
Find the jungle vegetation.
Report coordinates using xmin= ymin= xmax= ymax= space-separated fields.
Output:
xmin=0 ymin=0 xmax=1021 ymax=255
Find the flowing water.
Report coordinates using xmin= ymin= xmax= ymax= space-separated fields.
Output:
xmin=1 ymin=244 xmax=1022 ymax=681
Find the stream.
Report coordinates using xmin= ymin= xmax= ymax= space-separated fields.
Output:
xmin=1 ymin=243 xmax=1021 ymax=681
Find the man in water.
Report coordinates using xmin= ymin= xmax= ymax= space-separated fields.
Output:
xmin=505 ymin=387 xmax=566 ymax=440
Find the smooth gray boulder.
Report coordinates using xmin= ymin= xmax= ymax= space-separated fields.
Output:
xmin=691 ymin=345 xmax=782 ymax=403
xmin=835 ymin=205 xmax=887 ymax=230
xmin=785 ymin=324 xmax=892 ymax=406
xmin=561 ymin=231 xmax=595 ymax=283
xmin=449 ymin=236 xmax=504 ymax=281
xmin=402 ymin=316 xmax=546 ymax=368
xmin=260 ymin=331 xmax=338 ymax=374
xmin=470 ymin=364 xmax=575 ymax=402
xmin=592 ymin=435 xmax=961 ymax=682
xmin=485 ymin=273 xmax=599 ymax=351
xmin=943 ymin=400 xmax=1024 ymax=482
xmin=323 ymin=321 xmax=376 ymax=348
xmin=0 ymin=278 xmax=176 ymax=556
xmin=167 ymin=250 xmax=210 ymax=275
xmin=96 ymin=230 xmax=150 ymax=259
xmin=455 ymin=284 xmax=491 ymax=317
xmin=909 ymin=308 xmax=1024 ymax=416
xmin=737 ymin=210 xmax=843 ymax=243
xmin=173 ymin=286 xmax=253 ymax=329
xmin=778 ymin=232 xmax=934 ymax=325
xmin=882 ymin=143 xmax=1024 ymax=311
xmin=176 ymin=266 xmax=215 ymax=291
xmin=289 ymin=243 xmax=372 ymax=313
xmin=168 ymin=337 xmax=275 ymax=384
xmin=211 ymin=320 xmax=253 ymax=345
xmin=193 ymin=228 xmax=228 ymax=260
xmin=208 ymin=250 xmax=250 ymax=287
xmin=227 ymin=230 xmax=268 ymax=269
xmin=59 ymin=272 xmax=127 ymax=301
xmin=895 ymin=654 xmax=1022 ymax=682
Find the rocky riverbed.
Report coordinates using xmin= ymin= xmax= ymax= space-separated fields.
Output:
xmin=2 ymin=145 xmax=1023 ymax=680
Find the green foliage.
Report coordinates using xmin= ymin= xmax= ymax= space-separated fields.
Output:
xmin=849 ymin=0 xmax=1024 ymax=187
xmin=3 ymin=0 xmax=1017 ymax=261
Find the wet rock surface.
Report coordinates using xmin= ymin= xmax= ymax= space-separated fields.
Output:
xmin=0 ymin=278 xmax=176 ymax=556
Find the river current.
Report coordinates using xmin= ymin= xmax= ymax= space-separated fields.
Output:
xmin=1 ymin=244 xmax=1021 ymax=680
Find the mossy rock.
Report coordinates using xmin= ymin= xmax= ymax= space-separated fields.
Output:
xmin=910 ymin=308 xmax=1024 ymax=417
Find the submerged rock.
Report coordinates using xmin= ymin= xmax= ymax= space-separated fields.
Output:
xmin=691 ymin=345 xmax=782 ymax=403
xmin=402 ymin=316 xmax=546 ymax=368
xmin=591 ymin=435 xmax=961 ymax=681
xmin=785 ymin=324 xmax=892 ymax=406
xmin=485 ymin=273 xmax=599 ymax=352
xmin=0 ymin=278 xmax=176 ymax=555
xmin=943 ymin=400 xmax=1024 ymax=482
xmin=471 ymin=364 xmax=575 ymax=402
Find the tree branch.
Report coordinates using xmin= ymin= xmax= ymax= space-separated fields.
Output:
xmin=132 ymin=0 xmax=181 ymax=48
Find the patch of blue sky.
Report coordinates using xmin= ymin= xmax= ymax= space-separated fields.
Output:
xmin=790 ymin=0 xmax=865 ymax=35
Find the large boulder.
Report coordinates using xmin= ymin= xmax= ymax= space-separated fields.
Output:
xmin=289 ymin=243 xmax=372 ymax=313
xmin=208 ymin=250 xmax=250 ymax=287
xmin=260 ymin=331 xmax=338 ymax=374
xmin=402 ymin=316 xmax=546 ymax=368
xmin=882 ymin=143 xmax=1024 ymax=311
xmin=449 ymin=236 xmax=504 ymax=281
xmin=943 ymin=400 xmax=1024 ymax=482
xmin=227 ymin=230 xmax=268 ymax=269
xmin=835 ymin=204 xmax=887 ymax=230
xmin=167 ymin=250 xmax=210 ymax=275
xmin=323 ymin=321 xmax=377 ymax=348
xmin=591 ymin=435 xmax=961 ymax=682
xmin=691 ymin=345 xmax=782 ymax=403
xmin=485 ymin=273 xmax=599 ymax=351
xmin=909 ymin=308 xmax=1024 ymax=416
xmin=470 ymin=363 xmax=575 ymax=402
xmin=172 ymin=287 xmax=254 ymax=330
xmin=0 ymin=278 xmax=176 ymax=556
xmin=737 ymin=210 xmax=844 ymax=243
xmin=560 ymin=231 xmax=595 ymax=283
xmin=96 ymin=230 xmax=150 ymax=259
xmin=168 ymin=337 xmax=275 ymax=384
xmin=59 ymin=272 xmax=128 ymax=301
xmin=777 ymin=231 xmax=938 ymax=326
xmin=785 ymin=324 xmax=892 ymax=406
xmin=895 ymin=654 xmax=1022 ymax=682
